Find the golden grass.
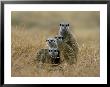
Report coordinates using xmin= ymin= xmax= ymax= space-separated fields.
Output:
xmin=11 ymin=27 xmax=100 ymax=77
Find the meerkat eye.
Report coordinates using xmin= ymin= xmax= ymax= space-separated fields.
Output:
xmin=62 ymin=24 xmax=64 ymax=26
xmin=68 ymin=24 xmax=69 ymax=26
xmin=54 ymin=50 xmax=56 ymax=52
xmin=56 ymin=50 xmax=57 ymax=52
xmin=60 ymin=24 xmax=62 ymax=26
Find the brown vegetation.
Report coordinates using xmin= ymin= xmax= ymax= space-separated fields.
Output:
xmin=11 ymin=11 xmax=100 ymax=77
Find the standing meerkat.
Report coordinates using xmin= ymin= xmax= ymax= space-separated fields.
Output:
xmin=58 ymin=22 xmax=79 ymax=64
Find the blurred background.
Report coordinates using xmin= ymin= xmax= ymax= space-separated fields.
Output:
xmin=11 ymin=11 xmax=100 ymax=30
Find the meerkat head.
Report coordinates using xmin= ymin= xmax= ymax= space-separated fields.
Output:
xmin=48 ymin=48 xmax=59 ymax=58
xmin=59 ymin=22 xmax=69 ymax=36
xmin=54 ymin=35 xmax=63 ymax=44
xmin=46 ymin=37 xmax=58 ymax=48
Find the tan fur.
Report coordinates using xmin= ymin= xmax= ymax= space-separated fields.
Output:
xmin=59 ymin=23 xmax=79 ymax=64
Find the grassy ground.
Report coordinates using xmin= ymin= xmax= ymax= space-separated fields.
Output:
xmin=11 ymin=11 xmax=100 ymax=77
xmin=11 ymin=27 xmax=100 ymax=77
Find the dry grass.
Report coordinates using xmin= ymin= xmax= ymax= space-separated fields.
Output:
xmin=11 ymin=26 xmax=100 ymax=77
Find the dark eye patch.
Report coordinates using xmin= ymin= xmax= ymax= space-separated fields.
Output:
xmin=52 ymin=40 xmax=55 ymax=42
xmin=60 ymin=24 xmax=62 ymax=26
xmin=58 ymin=37 xmax=63 ymax=39
xmin=49 ymin=50 xmax=53 ymax=52
xmin=55 ymin=50 xmax=58 ymax=52
xmin=68 ymin=24 xmax=69 ymax=26
xmin=58 ymin=37 xmax=61 ymax=39
xmin=62 ymin=24 xmax=64 ymax=26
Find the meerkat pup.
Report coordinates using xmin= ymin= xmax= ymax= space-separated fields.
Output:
xmin=58 ymin=22 xmax=79 ymax=64
xmin=46 ymin=37 xmax=60 ymax=64
xmin=48 ymin=48 xmax=60 ymax=64
xmin=36 ymin=48 xmax=60 ymax=64
xmin=36 ymin=38 xmax=60 ymax=64
xmin=46 ymin=37 xmax=58 ymax=49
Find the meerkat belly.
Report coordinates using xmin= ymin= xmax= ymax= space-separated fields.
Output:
xmin=66 ymin=39 xmax=78 ymax=53
xmin=58 ymin=43 xmax=76 ymax=64
xmin=64 ymin=34 xmax=79 ymax=55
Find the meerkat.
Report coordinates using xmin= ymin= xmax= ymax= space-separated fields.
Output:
xmin=36 ymin=38 xmax=60 ymax=64
xmin=47 ymin=35 xmax=76 ymax=64
xmin=36 ymin=48 xmax=60 ymax=64
xmin=46 ymin=37 xmax=58 ymax=49
xmin=54 ymin=35 xmax=63 ymax=46
xmin=58 ymin=22 xmax=79 ymax=64
xmin=48 ymin=48 xmax=60 ymax=64
xmin=54 ymin=35 xmax=76 ymax=64
xmin=46 ymin=38 xmax=60 ymax=64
